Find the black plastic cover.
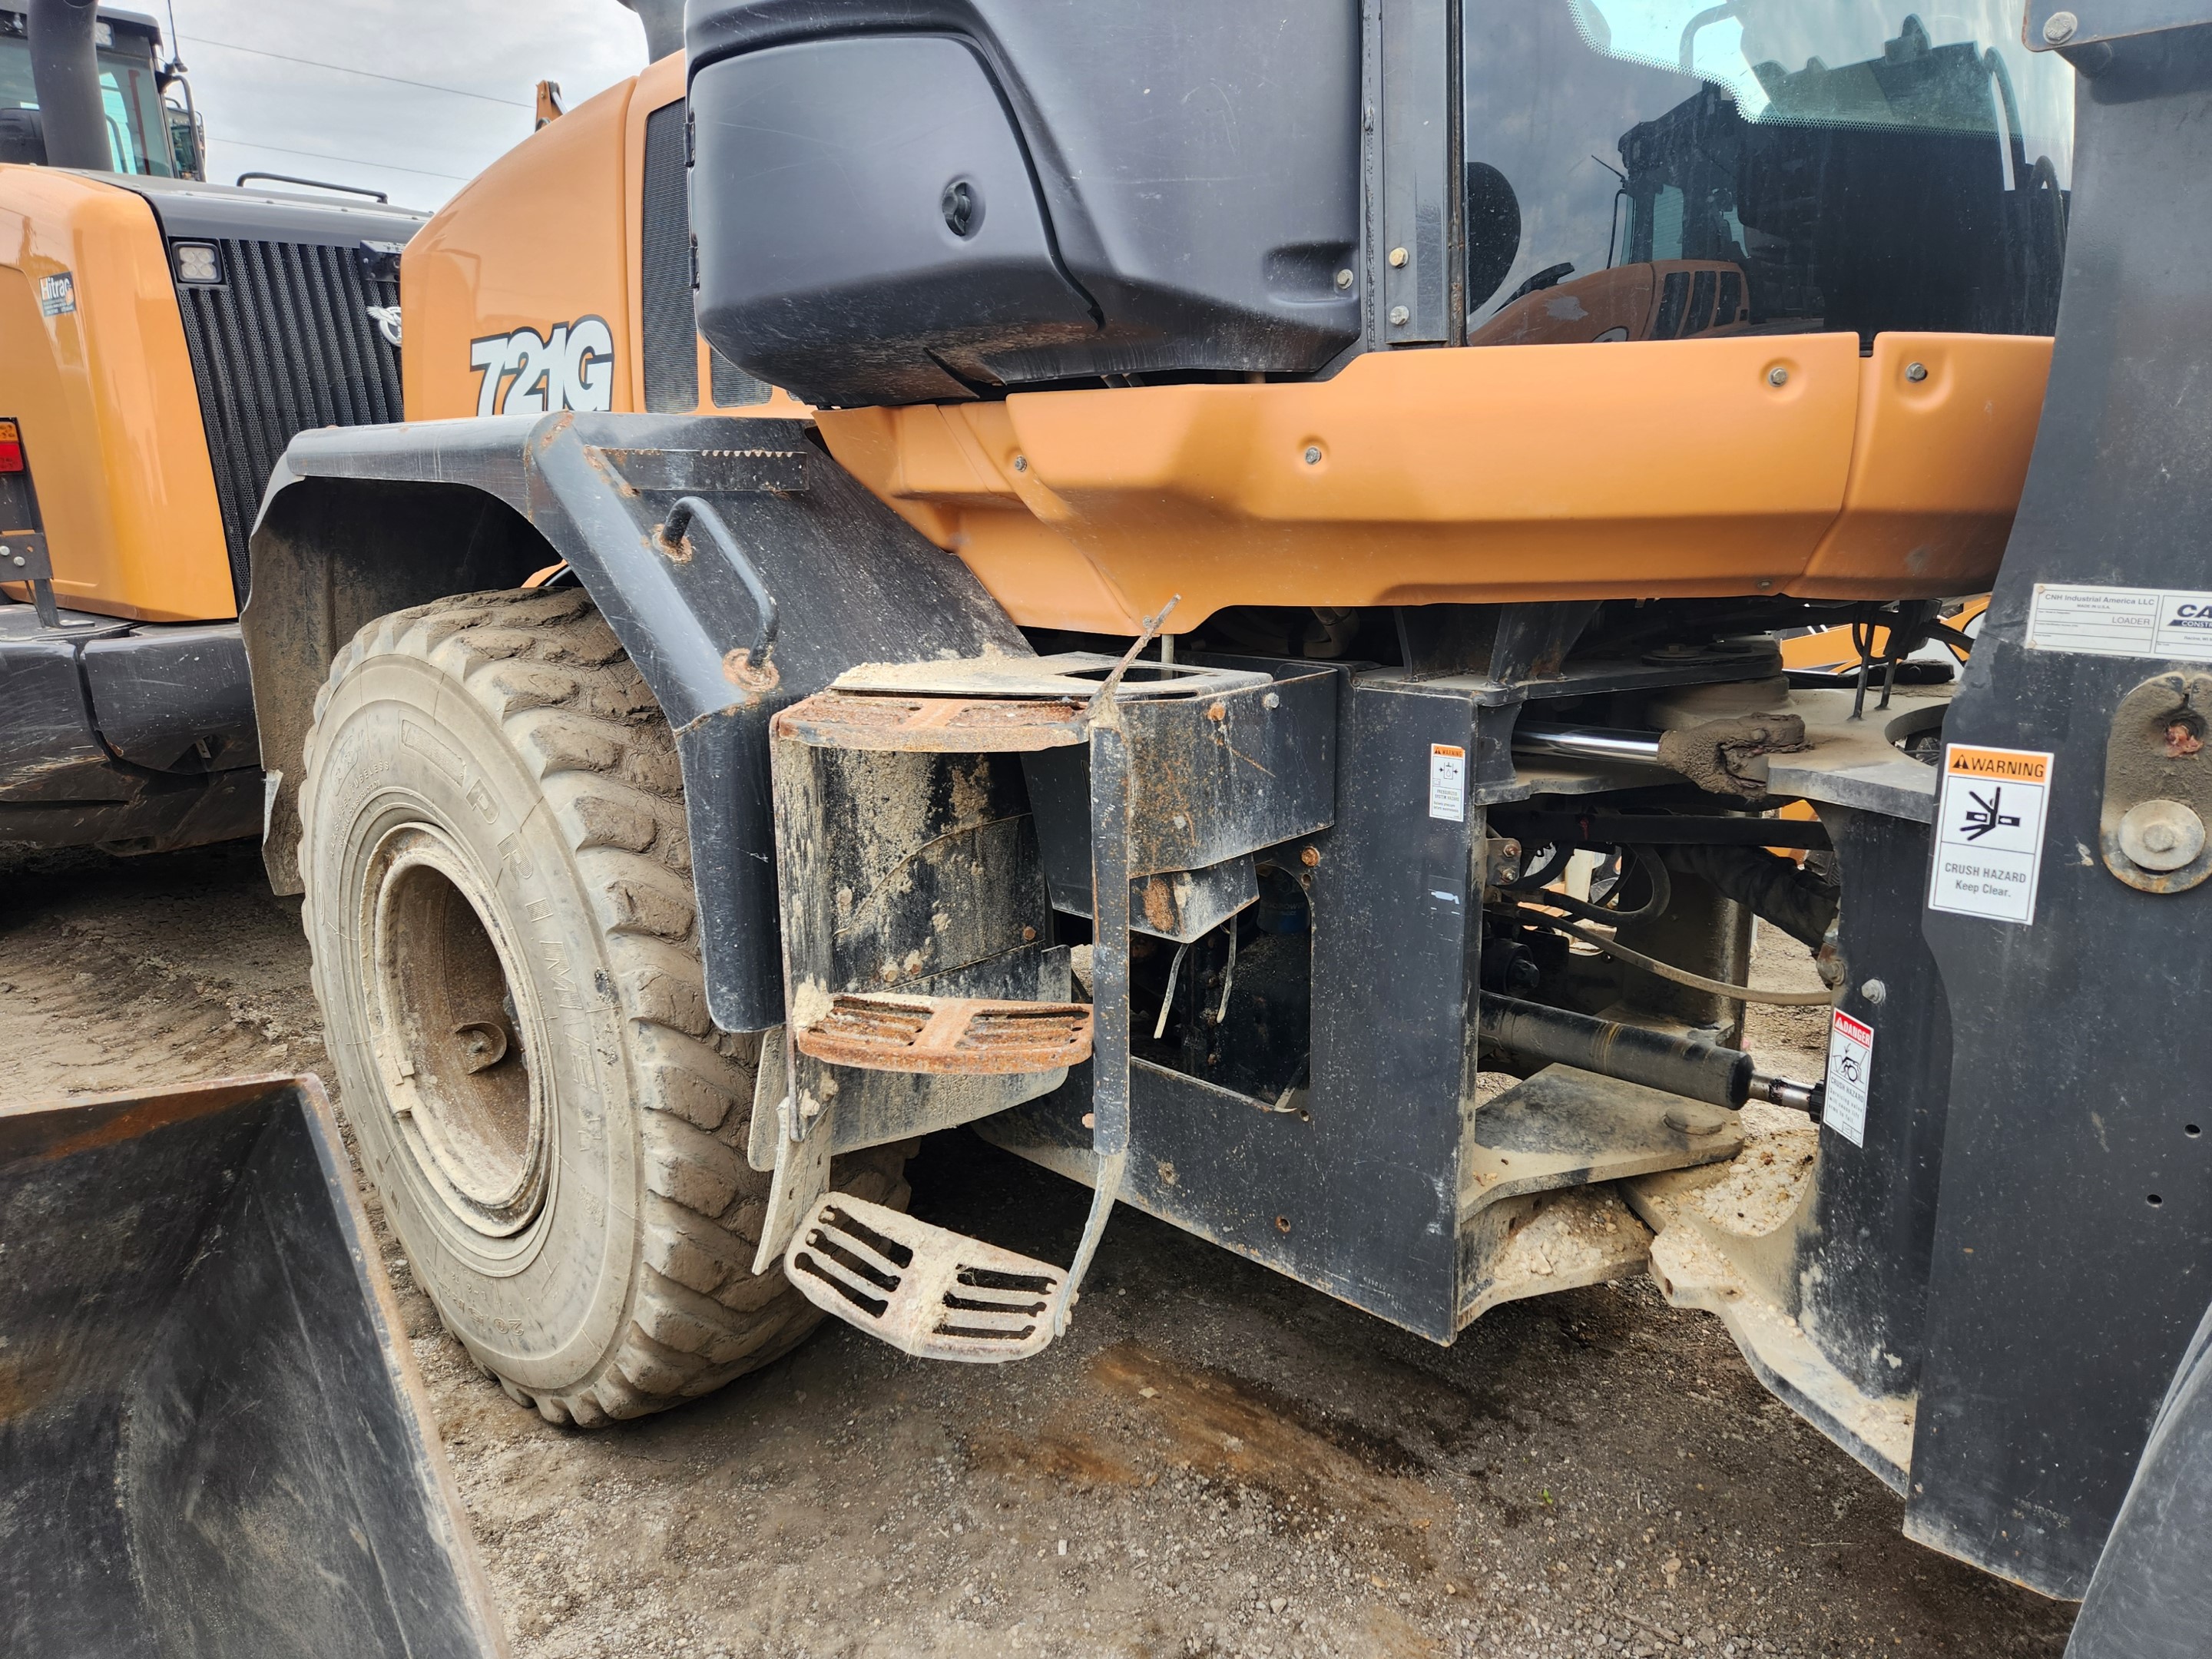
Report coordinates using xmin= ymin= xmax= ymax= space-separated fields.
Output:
xmin=687 ymin=0 xmax=1359 ymax=406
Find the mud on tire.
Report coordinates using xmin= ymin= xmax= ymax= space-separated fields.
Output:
xmin=298 ymin=587 xmax=906 ymax=1425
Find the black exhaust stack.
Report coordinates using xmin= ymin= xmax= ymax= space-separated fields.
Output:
xmin=28 ymin=0 xmax=108 ymax=171
xmin=617 ymin=0 xmax=683 ymax=62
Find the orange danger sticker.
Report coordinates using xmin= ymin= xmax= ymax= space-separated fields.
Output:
xmin=1945 ymin=746 xmax=2051 ymax=784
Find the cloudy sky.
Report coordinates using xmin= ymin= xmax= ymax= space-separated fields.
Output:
xmin=154 ymin=0 xmax=659 ymax=210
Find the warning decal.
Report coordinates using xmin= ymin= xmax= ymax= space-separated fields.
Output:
xmin=1823 ymin=1009 xmax=1873 ymax=1148
xmin=1429 ymin=743 xmax=1466 ymax=822
xmin=1927 ymin=743 xmax=2053 ymax=925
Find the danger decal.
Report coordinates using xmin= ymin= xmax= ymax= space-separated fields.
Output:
xmin=469 ymin=316 xmax=616 ymax=416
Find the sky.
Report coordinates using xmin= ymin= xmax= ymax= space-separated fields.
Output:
xmin=148 ymin=0 xmax=658 ymax=210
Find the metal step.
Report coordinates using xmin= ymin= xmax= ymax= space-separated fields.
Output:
xmin=793 ymin=992 xmax=1093 ymax=1075
xmin=783 ymin=1193 xmax=1067 ymax=1362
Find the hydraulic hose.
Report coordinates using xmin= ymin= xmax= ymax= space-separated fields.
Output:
xmin=1660 ymin=843 xmax=1837 ymax=951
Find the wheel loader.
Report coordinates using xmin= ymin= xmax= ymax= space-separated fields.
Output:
xmin=93 ymin=0 xmax=2200 ymax=1650
xmin=0 ymin=0 xmax=424 ymax=853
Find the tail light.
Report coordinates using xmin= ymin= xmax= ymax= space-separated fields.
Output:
xmin=0 ymin=419 xmax=23 ymax=474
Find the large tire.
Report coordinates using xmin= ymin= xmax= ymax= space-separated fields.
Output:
xmin=298 ymin=587 xmax=906 ymax=1425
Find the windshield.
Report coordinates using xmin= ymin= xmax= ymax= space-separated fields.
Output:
xmin=0 ymin=35 xmax=177 ymax=176
xmin=1462 ymin=3 xmax=2073 ymax=346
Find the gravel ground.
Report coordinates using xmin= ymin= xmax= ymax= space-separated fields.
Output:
xmin=2 ymin=841 xmax=2081 ymax=1658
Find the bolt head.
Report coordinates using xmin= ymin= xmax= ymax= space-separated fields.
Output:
xmin=1906 ymin=361 xmax=1929 ymax=382
xmin=1388 ymin=247 xmax=1409 ymax=269
xmin=1860 ymin=979 xmax=1888 ymax=1005
xmin=1767 ymin=366 xmax=1790 ymax=387
xmin=1388 ymin=304 xmax=1410 ymax=326
xmin=1300 ymin=845 xmax=1321 ymax=868
xmin=1263 ymin=690 xmax=1280 ymax=710
xmin=1303 ymin=445 xmax=1322 ymax=466
xmin=2043 ymin=10 xmax=2078 ymax=45
xmin=1334 ymin=268 xmax=1354 ymax=290
xmin=1011 ymin=454 xmax=1028 ymax=473
xmin=2118 ymin=797 xmax=2206 ymax=873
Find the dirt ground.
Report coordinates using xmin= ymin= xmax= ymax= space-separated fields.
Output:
xmin=2 ymin=840 xmax=2081 ymax=1659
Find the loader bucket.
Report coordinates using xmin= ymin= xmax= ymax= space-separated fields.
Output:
xmin=0 ymin=1075 xmax=506 ymax=1659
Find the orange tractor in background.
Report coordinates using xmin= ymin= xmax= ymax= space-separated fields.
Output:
xmin=0 ymin=0 xmax=423 ymax=852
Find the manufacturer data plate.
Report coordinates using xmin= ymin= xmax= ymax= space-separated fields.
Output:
xmin=1428 ymin=743 xmax=1466 ymax=822
xmin=1823 ymin=1009 xmax=1874 ymax=1148
xmin=1928 ymin=743 xmax=2054 ymax=925
xmin=2028 ymin=582 xmax=2212 ymax=662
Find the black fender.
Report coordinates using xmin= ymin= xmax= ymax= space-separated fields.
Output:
xmin=243 ymin=411 xmax=1028 ymax=1031
xmin=2068 ymin=1296 xmax=2212 ymax=1658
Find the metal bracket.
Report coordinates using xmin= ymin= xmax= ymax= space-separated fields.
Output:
xmin=0 ymin=530 xmax=95 ymax=631
xmin=2025 ymin=2 xmax=2212 ymax=51
xmin=2101 ymin=671 xmax=2212 ymax=893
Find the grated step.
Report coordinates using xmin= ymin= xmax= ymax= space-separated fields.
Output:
xmin=793 ymin=992 xmax=1093 ymax=1075
xmin=783 ymin=1194 xmax=1067 ymax=1363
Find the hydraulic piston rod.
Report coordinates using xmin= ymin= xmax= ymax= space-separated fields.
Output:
xmin=1512 ymin=721 xmax=1664 ymax=765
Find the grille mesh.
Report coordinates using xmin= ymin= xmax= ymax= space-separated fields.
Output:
xmin=174 ymin=240 xmax=402 ymax=604
xmin=641 ymin=100 xmax=699 ymax=412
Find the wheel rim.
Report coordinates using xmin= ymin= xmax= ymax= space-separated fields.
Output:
xmin=367 ymin=824 xmax=552 ymax=1240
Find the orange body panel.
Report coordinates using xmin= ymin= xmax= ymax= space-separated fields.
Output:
xmin=1796 ymin=336 xmax=2052 ymax=598
xmin=408 ymin=57 xmax=808 ymax=427
xmin=403 ymin=75 xmax=636 ymax=419
xmin=401 ymin=61 xmax=2051 ymax=639
xmin=0 ymin=167 xmax=233 ymax=621
xmin=816 ymin=332 xmax=2051 ymax=634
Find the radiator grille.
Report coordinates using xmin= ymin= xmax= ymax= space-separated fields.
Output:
xmin=174 ymin=240 xmax=403 ymax=604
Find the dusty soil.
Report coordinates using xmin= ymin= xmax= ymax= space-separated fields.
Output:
xmin=2 ymin=842 xmax=2080 ymax=1659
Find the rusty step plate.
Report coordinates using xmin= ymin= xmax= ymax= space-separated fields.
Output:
xmin=774 ymin=690 xmax=1088 ymax=753
xmin=794 ymin=993 xmax=1094 ymax=1074
xmin=784 ymin=1192 xmax=1065 ymax=1363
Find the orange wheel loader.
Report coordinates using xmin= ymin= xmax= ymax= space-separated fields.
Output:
xmin=0 ymin=0 xmax=424 ymax=854
xmin=13 ymin=0 xmax=2207 ymax=1649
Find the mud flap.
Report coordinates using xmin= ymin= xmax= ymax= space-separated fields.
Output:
xmin=0 ymin=1076 xmax=505 ymax=1659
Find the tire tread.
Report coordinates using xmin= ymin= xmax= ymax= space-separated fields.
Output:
xmin=298 ymin=588 xmax=906 ymax=1425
